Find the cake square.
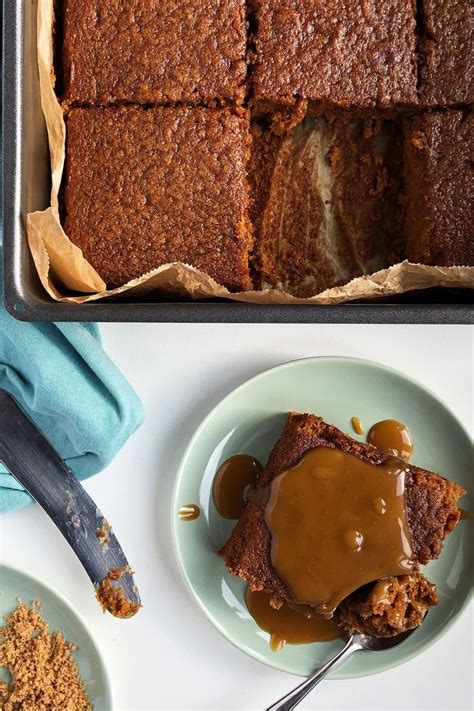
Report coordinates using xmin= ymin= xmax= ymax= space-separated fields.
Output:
xmin=252 ymin=0 xmax=418 ymax=110
xmin=220 ymin=412 xmax=464 ymax=635
xmin=249 ymin=117 xmax=404 ymax=296
xmin=61 ymin=0 xmax=247 ymax=105
xmin=418 ymin=0 xmax=474 ymax=106
xmin=403 ymin=111 xmax=474 ymax=267
xmin=63 ymin=107 xmax=252 ymax=290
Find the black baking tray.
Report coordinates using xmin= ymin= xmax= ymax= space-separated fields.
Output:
xmin=2 ymin=0 xmax=473 ymax=323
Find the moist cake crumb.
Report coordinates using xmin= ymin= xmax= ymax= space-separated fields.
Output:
xmin=339 ymin=573 xmax=438 ymax=637
xmin=96 ymin=566 xmax=142 ymax=618
xmin=250 ymin=117 xmax=404 ymax=296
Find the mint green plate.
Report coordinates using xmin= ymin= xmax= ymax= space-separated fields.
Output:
xmin=172 ymin=357 xmax=473 ymax=678
xmin=0 ymin=564 xmax=112 ymax=708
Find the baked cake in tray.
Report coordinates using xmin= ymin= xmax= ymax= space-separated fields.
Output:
xmin=61 ymin=0 xmax=247 ymax=106
xmin=63 ymin=106 xmax=253 ymax=291
xmin=56 ymin=0 xmax=472 ymax=295
xmin=403 ymin=110 xmax=474 ymax=268
xmin=418 ymin=0 xmax=474 ymax=106
xmin=251 ymin=0 xmax=418 ymax=111
xmin=220 ymin=412 xmax=465 ymax=636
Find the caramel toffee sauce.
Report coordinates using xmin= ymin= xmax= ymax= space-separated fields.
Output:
xmin=245 ymin=587 xmax=343 ymax=652
xmin=213 ymin=454 xmax=263 ymax=519
xmin=265 ymin=447 xmax=414 ymax=617
xmin=459 ymin=509 xmax=474 ymax=520
xmin=178 ymin=504 xmax=200 ymax=521
xmin=351 ymin=416 xmax=365 ymax=435
xmin=367 ymin=419 xmax=414 ymax=461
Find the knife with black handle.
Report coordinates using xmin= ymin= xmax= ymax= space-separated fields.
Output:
xmin=0 ymin=390 xmax=141 ymax=618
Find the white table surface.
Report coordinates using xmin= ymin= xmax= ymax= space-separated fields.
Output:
xmin=1 ymin=323 xmax=472 ymax=711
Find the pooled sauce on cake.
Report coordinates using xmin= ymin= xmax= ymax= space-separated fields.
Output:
xmin=369 ymin=577 xmax=398 ymax=606
xmin=367 ymin=420 xmax=414 ymax=461
xmin=265 ymin=447 xmax=414 ymax=617
xmin=178 ymin=504 xmax=201 ymax=521
xmin=245 ymin=587 xmax=343 ymax=651
xmin=369 ymin=574 xmax=420 ymax=608
xmin=213 ymin=455 xmax=263 ymax=519
xmin=373 ymin=496 xmax=388 ymax=515
xmin=351 ymin=416 xmax=365 ymax=435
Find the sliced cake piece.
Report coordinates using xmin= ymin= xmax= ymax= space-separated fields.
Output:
xmin=220 ymin=413 xmax=464 ymax=619
xmin=63 ymin=107 xmax=253 ymax=291
xmin=418 ymin=0 xmax=474 ymax=106
xmin=403 ymin=110 xmax=474 ymax=267
xmin=251 ymin=0 xmax=418 ymax=111
xmin=61 ymin=0 xmax=248 ymax=106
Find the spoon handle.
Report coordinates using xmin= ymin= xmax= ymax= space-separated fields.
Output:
xmin=266 ymin=637 xmax=359 ymax=711
xmin=0 ymin=390 xmax=141 ymax=618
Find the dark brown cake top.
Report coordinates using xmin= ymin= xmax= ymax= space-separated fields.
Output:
xmin=252 ymin=0 xmax=418 ymax=108
xmin=62 ymin=0 xmax=247 ymax=105
xmin=64 ymin=107 xmax=252 ymax=290
xmin=404 ymin=111 xmax=474 ymax=267
xmin=418 ymin=0 xmax=474 ymax=106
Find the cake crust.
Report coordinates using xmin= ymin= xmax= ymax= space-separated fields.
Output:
xmin=403 ymin=111 xmax=474 ymax=267
xmin=220 ymin=413 xmax=464 ymax=610
xmin=64 ymin=107 xmax=252 ymax=290
xmin=62 ymin=0 xmax=247 ymax=105
xmin=252 ymin=0 xmax=418 ymax=110
xmin=418 ymin=0 xmax=474 ymax=106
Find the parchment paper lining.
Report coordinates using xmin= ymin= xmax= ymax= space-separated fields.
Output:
xmin=26 ymin=0 xmax=473 ymax=305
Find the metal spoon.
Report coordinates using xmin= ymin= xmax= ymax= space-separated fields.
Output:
xmin=266 ymin=627 xmax=419 ymax=711
xmin=0 ymin=390 xmax=141 ymax=618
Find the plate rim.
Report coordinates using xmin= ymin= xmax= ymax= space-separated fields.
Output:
xmin=0 ymin=561 xmax=113 ymax=707
xmin=171 ymin=355 xmax=473 ymax=679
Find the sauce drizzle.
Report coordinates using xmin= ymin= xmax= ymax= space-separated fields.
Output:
xmin=351 ymin=416 xmax=365 ymax=435
xmin=213 ymin=455 xmax=263 ymax=519
xmin=178 ymin=504 xmax=200 ymax=521
xmin=367 ymin=419 xmax=414 ymax=461
xmin=245 ymin=587 xmax=343 ymax=651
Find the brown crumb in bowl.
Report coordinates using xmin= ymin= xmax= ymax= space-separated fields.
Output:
xmin=0 ymin=601 xmax=91 ymax=710
xmin=96 ymin=566 xmax=141 ymax=619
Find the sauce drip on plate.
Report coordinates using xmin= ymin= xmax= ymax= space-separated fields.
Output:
xmin=178 ymin=504 xmax=200 ymax=521
xmin=351 ymin=416 xmax=365 ymax=435
xmin=367 ymin=420 xmax=414 ymax=461
xmin=213 ymin=455 xmax=263 ymax=519
xmin=245 ymin=587 xmax=343 ymax=652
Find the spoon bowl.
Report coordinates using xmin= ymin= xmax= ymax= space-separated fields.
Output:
xmin=351 ymin=627 xmax=417 ymax=651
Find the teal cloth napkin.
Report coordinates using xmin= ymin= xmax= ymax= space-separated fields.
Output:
xmin=0 ymin=271 xmax=144 ymax=514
